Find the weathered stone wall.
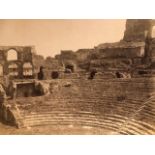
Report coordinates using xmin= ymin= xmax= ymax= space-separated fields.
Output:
xmin=148 ymin=39 xmax=155 ymax=62
xmin=0 ymin=46 xmax=34 ymax=79
xmin=60 ymin=50 xmax=77 ymax=60
xmin=7 ymin=80 xmax=36 ymax=98
xmin=76 ymin=49 xmax=94 ymax=62
xmin=0 ymin=103 xmax=17 ymax=126
xmin=90 ymin=58 xmax=133 ymax=70
xmin=34 ymin=78 xmax=155 ymax=101
xmin=123 ymin=19 xmax=152 ymax=41
xmin=32 ymin=53 xmax=44 ymax=74
xmin=16 ymin=83 xmax=36 ymax=97
xmin=98 ymin=47 xmax=145 ymax=58
xmin=53 ymin=49 xmax=96 ymax=72
xmin=31 ymin=20 xmax=155 ymax=75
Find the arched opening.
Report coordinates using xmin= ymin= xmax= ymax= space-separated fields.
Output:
xmin=0 ymin=64 xmax=3 ymax=76
xmin=152 ymin=26 xmax=155 ymax=38
xmin=51 ymin=71 xmax=59 ymax=79
xmin=65 ymin=64 xmax=74 ymax=73
xmin=7 ymin=49 xmax=18 ymax=61
xmin=8 ymin=63 xmax=18 ymax=76
xmin=23 ymin=62 xmax=33 ymax=76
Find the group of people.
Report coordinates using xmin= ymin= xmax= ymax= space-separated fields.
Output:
xmin=38 ymin=65 xmax=132 ymax=80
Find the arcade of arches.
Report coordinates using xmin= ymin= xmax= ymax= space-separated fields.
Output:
xmin=8 ymin=63 xmax=18 ymax=76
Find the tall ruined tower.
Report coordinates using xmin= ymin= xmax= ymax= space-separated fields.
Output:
xmin=123 ymin=19 xmax=152 ymax=41
xmin=123 ymin=19 xmax=155 ymax=64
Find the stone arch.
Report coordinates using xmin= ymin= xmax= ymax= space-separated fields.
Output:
xmin=64 ymin=61 xmax=76 ymax=73
xmin=65 ymin=64 xmax=74 ymax=73
xmin=8 ymin=63 xmax=18 ymax=76
xmin=51 ymin=71 xmax=59 ymax=79
xmin=7 ymin=49 xmax=18 ymax=61
xmin=23 ymin=62 xmax=33 ymax=76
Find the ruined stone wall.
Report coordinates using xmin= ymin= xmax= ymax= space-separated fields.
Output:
xmin=123 ymin=19 xmax=152 ymax=41
xmin=16 ymin=83 xmax=36 ymax=97
xmin=88 ymin=46 xmax=146 ymax=71
xmin=98 ymin=47 xmax=145 ymax=58
xmin=32 ymin=53 xmax=44 ymax=75
xmin=147 ymin=39 xmax=155 ymax=62
xmin=76 ymin=49 xmax=94 ymax=62
xmin=29 ymin=19 xmax=155 ymax=75
xmin=0 ymin=46 xmax=34 ymax=79
xmin=89 ymin=58 xmax=133 ymax=70
xmin=54 ymin=49 xmax=96 ymax=72
xmin=37 ymin=78 xmax=155 ymax=101
xmin=60 ymin=50 xmax=77 ymax=60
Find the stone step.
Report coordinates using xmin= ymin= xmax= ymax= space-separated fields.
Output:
xmin=24 ymin=120 xmax=120 ymax=132
xmin=22 ymin=112 xmax=126 ymax=120
xmin=120 ymin=120 xmax=155 ymax=135
xmin=17 ymin=98 xmax=142 ymax=106
xmin=140 ymin=108 xmax=155 ymax=116
xmin=23 ymin=117 xmax=124 ymax=132
xmin=19 ymin=106 xmax=139 ymax=117
xmin=22 ymin=113 xmax=127 ymax=128
xmin=23 ymin=115 xmax=155 ymax=135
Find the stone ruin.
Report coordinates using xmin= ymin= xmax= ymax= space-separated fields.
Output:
xmin=1 ymin=20 xmax=155 ymax=88
xmin=0 ymin=46 xmax=34 ymax=79
xmin=1 ymin=19 xmax=155 ymax=134
xmin=33 ymin=19 xmax=155 ymax=79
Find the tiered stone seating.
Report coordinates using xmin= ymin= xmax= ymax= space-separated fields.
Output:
xmin=131 ymin=97 xmax=155 ymax=126
xmin=6 ymin=78 xmax=155 ymax=134
xmin=119 ymin=119 xmax=155 ymax=135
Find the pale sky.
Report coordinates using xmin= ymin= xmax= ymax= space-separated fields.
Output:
xmin=0 ymin=19 xmax=126 ymax=58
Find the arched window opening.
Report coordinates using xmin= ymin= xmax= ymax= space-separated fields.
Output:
xmin=23 ymin=62 xmax=33 ymax=76
xmin=8 ymin=63 xmax=18 ymax=76
xmin=65 ymin=64 xmax=74 ymax=73
xmin=7 ymin=49 xmax=18 ymax=61
xmin=0 ymin=64 xmax=3 ymax=76
xmin=152 ymin=26 xmax=155 ymax=38
xmin=51 ymin=71 xmax=59 ymax=79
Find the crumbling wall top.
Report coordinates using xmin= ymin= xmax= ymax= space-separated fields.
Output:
xmin=123 ymin=19 xmax=152 ymax=41
xmin=96 ymin=41 xmax=145 ymax=49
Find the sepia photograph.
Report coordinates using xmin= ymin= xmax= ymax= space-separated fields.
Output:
xmin=0 ymin=19 xmax=155 ymax=135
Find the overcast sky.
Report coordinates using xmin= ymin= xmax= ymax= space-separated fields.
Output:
xmin=0 ymin=19 xmax=126 ymax=58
